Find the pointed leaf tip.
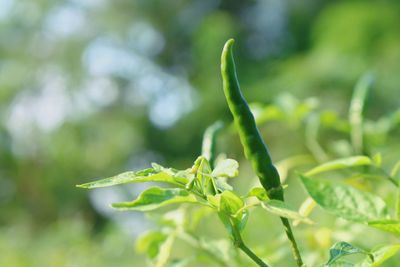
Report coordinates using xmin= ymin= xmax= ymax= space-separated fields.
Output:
xmin=76 ymin=170 xmax=188 ymax=189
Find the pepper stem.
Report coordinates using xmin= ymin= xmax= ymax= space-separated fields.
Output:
xmin=280 ymin=217 xmax=304 ymax=267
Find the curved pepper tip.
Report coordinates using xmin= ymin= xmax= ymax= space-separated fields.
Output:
xmin=225 ymin=38 xmax=235 ymax=45
xmin=223 ymin=39 xmax=235 ymax=52
xmin=221 ymin=39 xmax=235 ymax=71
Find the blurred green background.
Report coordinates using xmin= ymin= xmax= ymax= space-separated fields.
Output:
xmin=1 ymin=0 xmax=400 ymax=266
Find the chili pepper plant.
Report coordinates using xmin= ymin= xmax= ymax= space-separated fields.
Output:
xmin=78 ymin=39 xmax=400 ymax=267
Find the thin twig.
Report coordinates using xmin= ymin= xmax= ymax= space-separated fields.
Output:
xmin=231 ymin=221 xmax=270 ymax=267
xmin=280 ymin=217 xmax=304 ymax=267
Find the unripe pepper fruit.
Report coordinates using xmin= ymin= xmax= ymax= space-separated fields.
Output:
xmin=221 ymin=39 xmax=284 ymax=201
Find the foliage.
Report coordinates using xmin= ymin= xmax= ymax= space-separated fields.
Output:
xmin=2 ymin=1 xmax=400 ymax=266
xmin=78 ymin=40 xmax=400 ymax=266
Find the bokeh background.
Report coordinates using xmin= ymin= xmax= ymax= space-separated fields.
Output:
xmin=1 ymin=0 xmax=400 ymax=266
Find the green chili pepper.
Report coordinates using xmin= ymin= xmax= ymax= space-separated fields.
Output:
xmin=221 ymin=38 xmax=304 ymax=267
xmin=221 ymin=39 xmax=283 ymax=201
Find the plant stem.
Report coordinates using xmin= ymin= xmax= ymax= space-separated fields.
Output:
xmin=280 ymin=217 xmax=304 ymax=267
xmin=231 ymin=222 xmax=269 ymax=267
xmin=237 ymin=242 xmax=269 ymax=267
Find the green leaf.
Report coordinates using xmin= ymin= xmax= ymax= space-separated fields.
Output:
xmin=305 ymin=156 xmax=372 ymax=177
xmin=135 ymin=230 xmax=168 ymax=258
xmin=211 ymin=159 xmax=239 ymax=178
xmin=215 ymin=179 xmax=233 ymax=192
xmin=361 ymin=244 xmax=400 ymax=267
xmin=326 ymin=242 xmax=369 ymax=265
xmin=247 ymin=187 xmax=269 ymax=201
xmin=261 ymin=200 xmax=313 ymax=224
xmin=77 ymin=169 xmax=188 ymax=189
xmin=112 ymin=187 xmax=197 ymax=211
xmin=218 ymin=191 xmax=246 ymax=234
xmin=150 ymin=163 xmax=193 ymax=183
xmin=219 ymin=190 xmax=244 ymax=215
xmin=367 ymin=220 xmax=400 ymax=236
xmin=197 ymin=157 xmax=217 ymax=195
xmin=301 ymin=176 xmax=389 ymax=223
